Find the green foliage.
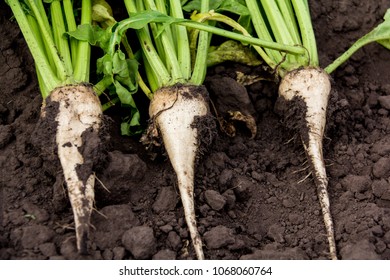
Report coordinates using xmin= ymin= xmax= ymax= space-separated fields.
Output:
xmin=325 ymin=8 xmax=390 ymax=74
xmin=183 ymin=0 xmax=249 ymax=16
xmin=67 ymin=24 xmax=108 ymax=47
xmin=207 ymin=40 xmax=262 ymax=67
xmin=121 ymin=111 xmax=142 ymax=136
xmin=68 ymin=20 xmax=141 ymax=135
xmin=378 ymin=9 xmax=390 ymax=49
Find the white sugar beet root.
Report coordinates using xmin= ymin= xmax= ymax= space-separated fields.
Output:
xmin=148 ymin=84 xmax=214 ymax=260
xmin=278 ymin=67 xmax=337 ymax=260
xmin=42 ymin=84 xmax=103 ymax=255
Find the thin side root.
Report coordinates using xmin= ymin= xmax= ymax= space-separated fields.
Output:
xmin=95 ymin=174 xmax=111 ymax=193
xmin=297 ymin=172 xmax=312 ymax=184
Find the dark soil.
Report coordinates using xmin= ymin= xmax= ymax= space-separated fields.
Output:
xmin=1 ymin=0 xmax=390 ymax=260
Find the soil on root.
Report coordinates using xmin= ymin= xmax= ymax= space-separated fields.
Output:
xmin=142 ymin=83 xmax=216 ymax=164
xmin=1 ymin=0 xmax=390 ymax=260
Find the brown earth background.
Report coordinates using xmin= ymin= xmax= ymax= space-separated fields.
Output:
xmin=1 ymin=0 xmax=390 ymax=260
